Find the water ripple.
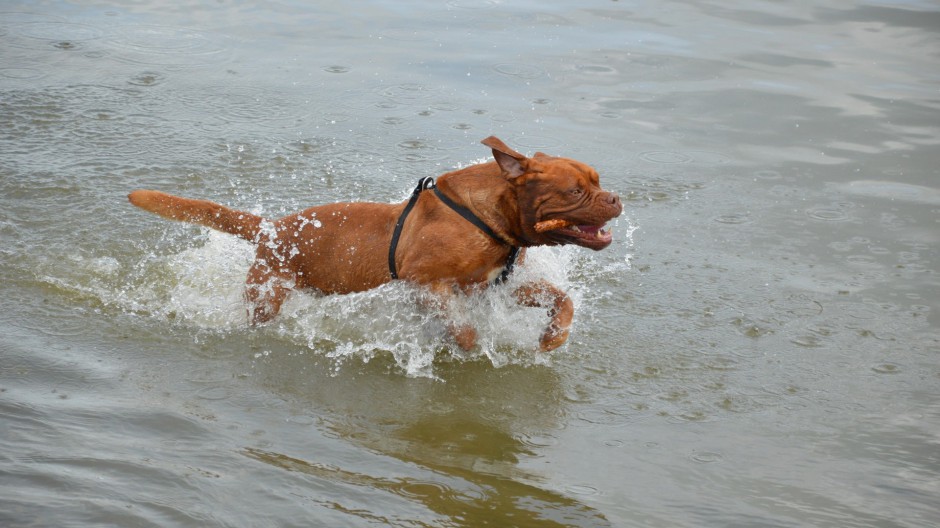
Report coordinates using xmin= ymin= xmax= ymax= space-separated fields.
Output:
xmin=492 ymin=63 xmax=546 ymax=80
xmin=0 ymin=67 xmax=45 ymax=80
xmin=639 ymin=150 xmax=730 ymax=164
xmin=177 ymin=84 xmax=312 ymax=129
xmin=805 ymin=206 xmax=849 ymax=222
xmin=714 ymin=212 xmax=752 ymax=225
xmin=839 ymin=180 xmax=940 ymax=205
xmin=689 ymin=451 xmax=723 ymax=464
xmin=377 ymin=83 xmax=441 ymax=103
xmin=14 ymin=21 xmax=104 ymax=42
xmin=127 ymin=70 xmax=167 ymax=87
xmin=104 ymin=24 xmax=232 ymax=67
xmin=511 ymin=135 xmax=563 ymax=150
xmin=871 ymin=362 xmax=902 ymax=375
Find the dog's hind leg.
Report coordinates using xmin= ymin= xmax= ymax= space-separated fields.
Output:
xmin=244 ymin=259 xmax=294 ymax=324
xmin=419 ymin=280 xmax=479 ymax=351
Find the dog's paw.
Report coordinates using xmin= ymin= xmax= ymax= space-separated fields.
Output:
xmin=451 ymin=324 xmax=479 ymax=351
xmin=539 ymin=325 xmax=570 ymax=352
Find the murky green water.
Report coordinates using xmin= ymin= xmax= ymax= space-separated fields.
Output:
xmin=2 ymin=1 xmax=938 ymax=526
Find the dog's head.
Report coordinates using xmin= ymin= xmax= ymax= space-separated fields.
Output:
xmin=482 ymin=136 xmax=622 ymax=250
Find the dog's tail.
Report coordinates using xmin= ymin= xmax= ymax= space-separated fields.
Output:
xmin=128 ymin=190 xmax=264 ymax=242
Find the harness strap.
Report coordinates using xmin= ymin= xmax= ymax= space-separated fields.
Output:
xmin=388 ymin=177 xmax=519 ymax=284
xmin=388 ymin=177 xmax=434 ymax=280
xmin=496 ymin=246 xmax=520 ymax=285
xmin=431 ymin=187 xmax=514 ymax=247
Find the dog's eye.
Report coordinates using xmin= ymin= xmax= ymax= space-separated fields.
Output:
xmin=570 ymin=187 xmax=584 ymax=196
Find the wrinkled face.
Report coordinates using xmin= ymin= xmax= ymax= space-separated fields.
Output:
xmin=518 ymin=155 xmax=622 ymax=250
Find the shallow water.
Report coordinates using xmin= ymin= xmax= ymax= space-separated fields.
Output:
xmin=2 ymin=1 xmax=939 ymax=526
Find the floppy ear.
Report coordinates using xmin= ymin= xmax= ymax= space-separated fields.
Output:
xmin=481 ymin=136 xmax=527 ymax=178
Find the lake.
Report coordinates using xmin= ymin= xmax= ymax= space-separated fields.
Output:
xmin=1 ymin=1 xmax=938 ymax=526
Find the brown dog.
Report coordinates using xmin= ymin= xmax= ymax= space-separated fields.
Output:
xmin=128 ymin=136 xmax=622 ymax=351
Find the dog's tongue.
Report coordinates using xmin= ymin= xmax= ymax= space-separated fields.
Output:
xmin=577 ymin=225 xmax=601 ymax=235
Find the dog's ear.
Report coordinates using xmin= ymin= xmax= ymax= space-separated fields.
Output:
xmin=481 ymin=136 xmax=527 ymax=178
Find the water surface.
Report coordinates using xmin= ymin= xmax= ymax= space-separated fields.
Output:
xmin=1 ymin=1 xmax=938 ymax=526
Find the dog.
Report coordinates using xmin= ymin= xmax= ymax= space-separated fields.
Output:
xmin=128 ymin=136 xmax=622 ymax=351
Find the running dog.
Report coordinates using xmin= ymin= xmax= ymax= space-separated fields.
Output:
xmin=128 ymin=136 xmax=622 ymax=351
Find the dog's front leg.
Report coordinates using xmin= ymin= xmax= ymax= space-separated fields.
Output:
xmin=421 ymin=281 xmax=478 ymax=351
xmin=513 ymin=280 xmax=574 ymax=351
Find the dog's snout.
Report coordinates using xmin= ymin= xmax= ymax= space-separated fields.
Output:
xmin=605 ymin=192 xmax=622 ymax=212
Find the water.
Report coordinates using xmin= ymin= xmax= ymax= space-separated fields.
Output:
xmin=2 ymin=1 xmax=938 ymax=526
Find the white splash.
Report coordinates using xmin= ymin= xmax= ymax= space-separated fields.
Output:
xmin=44 ymin=226 xmax=624 ymax=377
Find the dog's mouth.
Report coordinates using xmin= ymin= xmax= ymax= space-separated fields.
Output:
xmin=536 ymin=220 xmax=613 ymax=250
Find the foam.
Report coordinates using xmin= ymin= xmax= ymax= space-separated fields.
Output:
xmin=44 ymin=215 xmax=635 ymax=378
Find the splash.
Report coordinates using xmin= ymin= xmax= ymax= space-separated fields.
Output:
xmin=39 ymin=211 xmax=636 ymax=378
xmin=44 ymin=231 xmax=593 ymax=377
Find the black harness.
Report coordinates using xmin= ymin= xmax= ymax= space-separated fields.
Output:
xmin=388 ymin=177 xmax=520 ymax=285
